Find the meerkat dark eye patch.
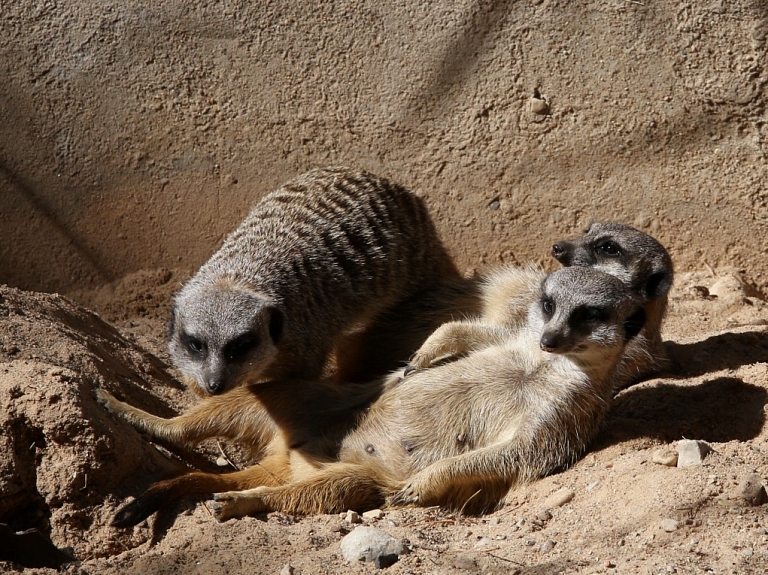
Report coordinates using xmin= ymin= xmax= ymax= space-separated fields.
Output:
xmin=571 ymin=306 xmax=609 ymax=326
xmin=181 ymin=333 xmax=206 ymax=355
xmin=593 ymin=240 xmax=623 ymax=258
xmin=541 ymin=295 xmax=555 ymax=318
xmin=225 ymin=332 xmax=260 ymax=362
xmin=268 ymin=307 xmax=284 ymax=344
xmin=644 ymin=271 xmax=673 ymax=300
xmin=623 ymin=308 xmax=647 ymax=340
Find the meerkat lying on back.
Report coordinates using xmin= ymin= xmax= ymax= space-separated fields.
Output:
xmin=405 ymin=222 xmax=673 ymax=390
xmin=98 ymin=266 xmax=645 ymax=523
xmin=170 ymin=166 xmax=458 ymax=395
xmin=209 ymin=266 xmax=646 ymax=517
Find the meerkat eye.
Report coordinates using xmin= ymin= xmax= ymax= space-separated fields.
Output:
xmin=595 ymin=240 xmax=623 ymax=258
xmin=541 ymin=296 xmax=555 ymax=318
xmin=225 ymin=333 xmax=260 ymax=362
xmin=182 ymin=334 xmax=206 ymax=355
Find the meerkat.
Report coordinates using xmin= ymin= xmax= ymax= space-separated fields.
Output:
xmin=404 ymin=223 xmax=673 ymax=390
xmin=169 ymin=166 xmax=458 ymax=395
xmin=206 ymin=266 xmax=646 ymax=518
xmin=551 ymin=222 xmax=673 ymax=388
xmin=97 ymin=266 xmax=644 ymax=524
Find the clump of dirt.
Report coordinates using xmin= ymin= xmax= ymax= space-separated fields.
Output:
xmin=0 ymin=267 xmax=767 ymax=574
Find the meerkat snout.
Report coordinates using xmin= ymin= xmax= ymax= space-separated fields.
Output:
xmin=551 ymin=242 xmax=567 ymax=261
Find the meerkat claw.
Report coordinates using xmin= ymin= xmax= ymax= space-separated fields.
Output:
xmin=390 ymin=486 xmax=419 ymax=506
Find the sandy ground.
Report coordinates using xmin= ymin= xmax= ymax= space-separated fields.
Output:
xmin=0 ymin=261 xmax=767 ymax=575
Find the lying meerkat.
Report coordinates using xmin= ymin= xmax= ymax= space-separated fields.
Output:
xmin=98 ymin=265 xmax=644 ymax=523
xmin=405 ymin=223 xmax=673 ymax=389
xmin=207 ymin=266 xmax=646 ymax=518
xmin=170 ymin=166 xmax=458 ymax=395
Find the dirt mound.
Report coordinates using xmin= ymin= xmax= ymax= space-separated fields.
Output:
xmin=0 ymin=287 xmax=188 ymax=563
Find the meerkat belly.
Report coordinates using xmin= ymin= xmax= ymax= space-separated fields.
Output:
xmin=340 ymin=353 xmax=529 ymax=477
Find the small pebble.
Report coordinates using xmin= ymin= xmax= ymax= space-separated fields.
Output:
xmin=536 ymin=510 xmax=552 ymax=521
xmin=452 ymin=556 xmax=479 ymax=571
xmin=586 ymin=480 xmax=601 ymax=491
xmin=660 ymin=518 xmax=679 ymax=532
xmin=363 ymin=509 xmax=385 ymax=520
xmin=543 ymin=487 xmax=575 ymax=509
xmin=530 ymin=96 xmax=550 ymax=115
xmin=279 ymin=564 xmax=294 ymax=575
xmin=676 ymin=440 xmax=712 ymax=467
xmin=540 ymin=540 xmax=556 ymax=553
xmin=652 ymin=449 xmax=678 ymax=467
xmin=215 ymin=456 xmax=230 ymax=467
xmin=345 ymin=510 xmax=361 ymax=524
xmin=736 ymin=473 xmax=767 ymax=506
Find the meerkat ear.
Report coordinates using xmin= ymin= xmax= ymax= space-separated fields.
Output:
xmin=623 ymin=308 xmax=647 ymax=341
xmin=267 ymin=307 xmax=284 ymax=344
xmin=644 ymin=271 xmax=673 ymax=300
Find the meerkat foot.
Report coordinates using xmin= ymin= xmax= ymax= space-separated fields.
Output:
xmin=93 ymin=388 xmax=120 ymax=411
xmin=211 ymin=488 xmax=270 ymax=521
xmin=391 ymin=465 xmax=448 ymax=507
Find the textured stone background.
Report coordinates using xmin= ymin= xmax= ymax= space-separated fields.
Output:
xmin=2 ymin=0 xmax=767 ymax=293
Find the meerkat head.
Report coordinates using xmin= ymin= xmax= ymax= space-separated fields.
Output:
xmin=168 ymin=278 xmax=284 ymax=395
xmin=551 ymin=222 xmax=673 ymax=303
xmin=535 ymin=267 xmax=646 ymax=362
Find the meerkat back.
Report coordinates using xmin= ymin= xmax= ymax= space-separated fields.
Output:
xmin=170 ymin=166 xmax=459 ymax=395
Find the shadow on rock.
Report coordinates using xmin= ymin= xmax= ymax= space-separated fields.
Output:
xmin=598 ymin=377 xmax=766 ymax=447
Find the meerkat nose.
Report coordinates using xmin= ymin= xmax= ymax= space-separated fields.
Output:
xmin=539 ymin=333 xmax=559 ymax=352
xmin=551 ymin=243 xmax=567 ymax=261
xmin=206 ymin=377 xmax=226 ymax=395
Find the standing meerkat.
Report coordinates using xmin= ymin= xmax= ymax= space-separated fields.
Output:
xmin=169 ymin=166 xmax=459 ymax=395
xmin=97 ymin=266 xmax=645 ymax=523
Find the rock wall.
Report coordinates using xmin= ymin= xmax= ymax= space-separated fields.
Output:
xmin=2 ymin=1 xmax=767 ymax=292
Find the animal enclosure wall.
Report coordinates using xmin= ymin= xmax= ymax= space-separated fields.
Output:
xmin=1 ymin=1 xmax=767 ymax=293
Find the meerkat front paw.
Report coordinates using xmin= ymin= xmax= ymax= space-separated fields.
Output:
xmin=390 ymin=466 xmax=448 ymax=507
xmin=94 ymin=388 xmax=124 ymax=414
xmin=404 ymin=322 xmax=479 ymax=375
xmin=404 ymin=344 xmax=457 ymax=376
xmin=211 ymin=488 xmax=270 ymax=521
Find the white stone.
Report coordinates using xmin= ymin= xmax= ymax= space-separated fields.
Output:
xmin=660 ymin=518 xmax=679 ymax=532
xmin=676 ymin=439 xmax=712 ymax=467
xmin=340 ymin=526 xmax=405 ymax=563
xmin=362 ymin=509 xmax=384 ymax=520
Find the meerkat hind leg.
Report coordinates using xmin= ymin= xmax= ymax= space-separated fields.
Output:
xmin=212 ymin=462 xmax=397 ymax=519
